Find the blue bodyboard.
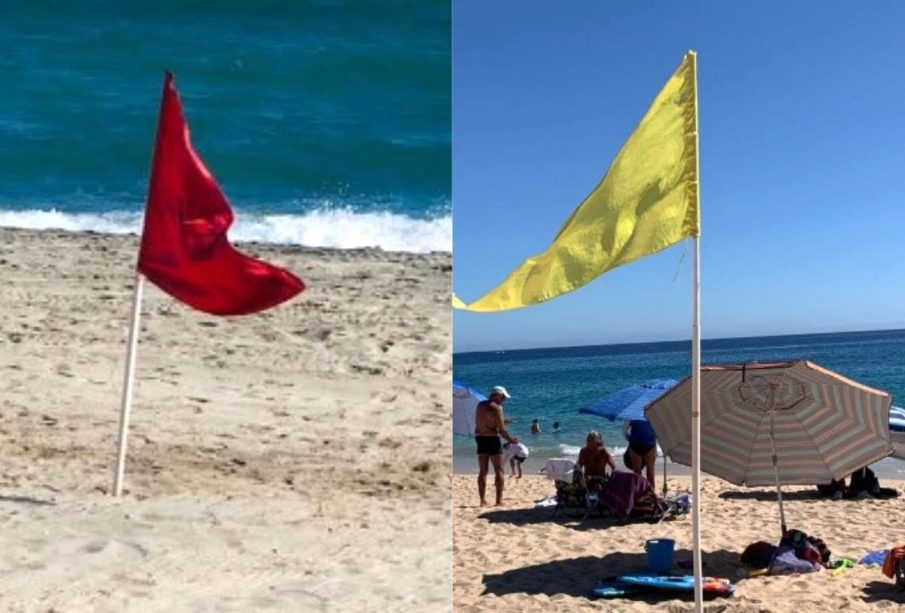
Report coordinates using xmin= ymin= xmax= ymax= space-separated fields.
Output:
xmin=617 ymin=574 xmax=735 ymax=597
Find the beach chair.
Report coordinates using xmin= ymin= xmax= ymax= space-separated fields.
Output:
xmin=540 ymin=459 xmax=586 ymax=519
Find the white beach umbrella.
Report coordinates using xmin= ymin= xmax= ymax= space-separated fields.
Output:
xmin=452 ymin=381 xmax=485 ymax=437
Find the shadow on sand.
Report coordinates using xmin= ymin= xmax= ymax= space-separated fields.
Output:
xmin=478 ymin=505 xmax=670 ymax=532
xmin=0 ymin=494 xmax=56 ymax=506
xmin=481 ymin=548 xmax=743 ymax=603
xmin=718 ymin=489 xmax=820 ymax=502
xmin=861 ymin=580 xmax=905 ymax=605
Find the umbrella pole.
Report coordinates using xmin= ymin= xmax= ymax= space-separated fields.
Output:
xmin=662 ymin=448 xmax=667 ymax=496
xmin=769 ymin=414 xmax=787 ymax=535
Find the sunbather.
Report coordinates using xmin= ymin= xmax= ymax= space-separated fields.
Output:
xmin=577 ymin=431 xmax=615 ymax=492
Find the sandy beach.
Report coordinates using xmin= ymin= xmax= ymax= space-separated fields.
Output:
xmin=0 ymin=227 xmax=451 ymax=611
xmin=453 ymin=473 xmax=905 ymax=612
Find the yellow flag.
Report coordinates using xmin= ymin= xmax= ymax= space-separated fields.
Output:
xmin=454 ymin=52 xmax=699 ymax=312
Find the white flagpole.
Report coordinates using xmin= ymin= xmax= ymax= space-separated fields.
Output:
xmin=691 ymin=238 xmax=702 ymax=609
xmin=689 ymin=50 xmax=703 ymax=613
xmin=113 ymin=272 xmax=145 ymax=497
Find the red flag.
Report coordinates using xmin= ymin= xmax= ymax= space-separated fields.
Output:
xmin=137 ymin=72 xmax=304 ymax=315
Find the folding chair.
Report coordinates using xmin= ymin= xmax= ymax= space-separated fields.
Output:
xmin=540 ymin=459 xmax=586 ymax=519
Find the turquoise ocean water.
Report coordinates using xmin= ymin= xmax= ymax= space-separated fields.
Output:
xmin=453 ymin=329 xmax=905 ymax=473
xmin=0 ymin=1 xmax=450 ymax=252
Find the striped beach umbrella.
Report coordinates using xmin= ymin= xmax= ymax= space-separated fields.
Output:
xmin=646 ymin=360 xmax=893 ymax=533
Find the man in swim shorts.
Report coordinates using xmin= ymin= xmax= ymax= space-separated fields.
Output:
xmin=475 ymin=385 xmax=517 ymax=506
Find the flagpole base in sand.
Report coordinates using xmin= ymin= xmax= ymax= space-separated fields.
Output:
xmin=113 ymin=273 xmax=145 ymax=497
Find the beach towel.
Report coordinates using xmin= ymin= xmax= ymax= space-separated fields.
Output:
xmin=860 ymin=549 xmax=889 ymax=566
xmin=535 ymin=496 xmax=558 ymax=508
xmin=769 ymin=546 xmax=821 ymax=575
xmin=540 ymin=458 xmax=576 ymax=483
xmin=599 ymin=471 xmax=652 ymax=519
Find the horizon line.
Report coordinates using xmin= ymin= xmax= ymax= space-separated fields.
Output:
xmin=453 ymin=326 xmax=905 ymax=357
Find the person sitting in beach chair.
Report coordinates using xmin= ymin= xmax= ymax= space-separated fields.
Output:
xmin=577 ymin=431 xmax=615 ymax=493
xmin=846 ymin=466 xmax=899 ymax=499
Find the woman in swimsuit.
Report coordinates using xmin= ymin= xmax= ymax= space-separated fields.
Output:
xmin=623 ymin=419 xmax=657 ymax=490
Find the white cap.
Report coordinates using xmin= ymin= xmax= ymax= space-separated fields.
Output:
xmin=490 ymin=385 xmax=511 ymax=399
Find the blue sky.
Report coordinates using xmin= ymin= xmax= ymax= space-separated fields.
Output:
xmin=453 ymin=1 xmax=905 ymax=353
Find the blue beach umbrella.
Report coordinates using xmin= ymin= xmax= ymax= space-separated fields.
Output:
xmin=578 ymin=379 xmax=677 ymax=495
xmin=453 ymin=380 xmax=486 ymax=437
xmin=579 ymin=379 xmax=678 ymax=421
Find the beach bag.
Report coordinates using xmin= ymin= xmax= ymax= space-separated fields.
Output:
xmin=741 ymin=541 xmax=777 ymax=569
xmin=806 ymin=536 xmax=831 ymax=565
xmin=781 ymin=529 xmax=829 ymax=566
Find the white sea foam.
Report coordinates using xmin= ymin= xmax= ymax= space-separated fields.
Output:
xmin=558 ymin=444 xmax=583 ymax=456
xmin=558 ymin=443 xmax=665 ymax=458
xmin=0 ymin=207 xmax=451 ymax=254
